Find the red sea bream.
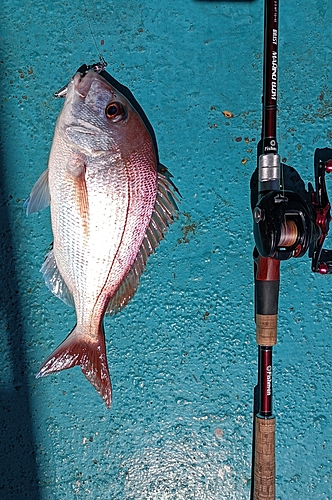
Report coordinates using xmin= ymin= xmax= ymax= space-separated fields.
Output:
xmin=26 ymin=63 xmax=178 ymax=407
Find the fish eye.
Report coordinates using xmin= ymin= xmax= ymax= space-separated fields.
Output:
xmin=105 ymin=102 xmax=127 ymax=122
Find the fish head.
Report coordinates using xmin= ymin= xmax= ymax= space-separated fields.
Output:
xmin=58 ymin=68 xmax=156 ymax=162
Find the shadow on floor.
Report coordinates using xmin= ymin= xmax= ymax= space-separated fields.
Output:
xmin=0 ymin=144 xmax=41 ymax=499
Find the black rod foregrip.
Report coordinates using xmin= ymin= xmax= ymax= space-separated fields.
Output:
xmin=255 ymin=280 xmax=279 ymax=315
xmin=255 ymin=255 xmax=280 ymax=346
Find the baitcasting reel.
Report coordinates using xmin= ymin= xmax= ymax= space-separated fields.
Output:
xmin=253 ymin=148 xmax=332 ymax=274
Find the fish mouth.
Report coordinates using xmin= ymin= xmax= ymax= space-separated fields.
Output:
xmin=69 ymin=117 xmax=101 ymax=133
xmin=73 ymin=70 xmax=95 ymax=99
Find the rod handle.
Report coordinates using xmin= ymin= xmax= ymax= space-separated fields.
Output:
xmin=253 ymin=416 xmax=276 ymax=500
xmin=256 ymin=314 xmax=277 ymax=346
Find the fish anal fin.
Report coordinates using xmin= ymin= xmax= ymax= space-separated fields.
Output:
xmin=36 ymin=325 xmax=112 ymax=408
xmin=106 ymin=259 xmax=140 ymax=315
xmin=106 ymin=169 xmax=179 ymax=315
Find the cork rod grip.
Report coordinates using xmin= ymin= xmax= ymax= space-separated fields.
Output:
xmin=253 ymin=416 xmax=276 ymax=500
xmin=256 ymin=314 xmax=277 ymax=346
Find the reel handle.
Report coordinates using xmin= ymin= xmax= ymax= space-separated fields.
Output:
xmin=310 ymin=158 xmax=332 ymax=272
xmin=253 ymin=149 xmax=332 ymax=273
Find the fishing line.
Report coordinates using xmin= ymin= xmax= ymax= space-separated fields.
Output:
xmin=82 ymin=0 xmax=107 ymax=67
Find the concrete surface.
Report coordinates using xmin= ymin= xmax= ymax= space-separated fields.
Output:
xmin=0 ymin=0 xmax=331 ymax=498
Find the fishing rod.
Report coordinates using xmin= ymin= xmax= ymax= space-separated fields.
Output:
xmin=251 ymin=1 xmax=332 ymax=499
xmin=251 ymin=1 xmax=280 ymax=498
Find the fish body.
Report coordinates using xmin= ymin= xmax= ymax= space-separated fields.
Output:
xmin=27 ymin=65 xmax=178 ymax=407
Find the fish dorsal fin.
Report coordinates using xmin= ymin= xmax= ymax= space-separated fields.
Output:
xmin=25 ymin=169 xmax=50 ymax=215
xmin=41 ymin=249 xmax=75 ymax=308
xmin=106 ymin=169 xmax=179 ymax=315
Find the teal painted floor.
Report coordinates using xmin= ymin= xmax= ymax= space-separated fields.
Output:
xmin=0 ymin=0 xmax=331 ymax=498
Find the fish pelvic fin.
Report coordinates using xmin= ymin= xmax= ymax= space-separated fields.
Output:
xmin=25 ymin=168 xmax=50 ymax=215
xmin=41 ymin=249 xmax=75 ymax=308
xmin=36 ymin=325 xmax=112 ymax=408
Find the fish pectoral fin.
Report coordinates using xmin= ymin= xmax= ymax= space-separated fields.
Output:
xmin=25 ymin=168 xmax=50 ymax=215
xmin=106 ymin=170 xmax=179 ymax=316
xmin=41 ymin=249 xmax=75 ymax=307
xmin=66 ymin=156 xmax=90 ymax=234
xmin=36 ymin=325 xmax=112 ymax=408
xmin=66 ymin=153 xmax=87 ymax=178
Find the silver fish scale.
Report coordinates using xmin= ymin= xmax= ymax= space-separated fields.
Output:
xmin=27 ymin=68 xmax=178 ymax=407
xmin=50 ymin=146 xmax=157 ymax=332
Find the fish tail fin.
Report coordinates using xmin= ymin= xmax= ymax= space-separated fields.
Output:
xmin=36 ymin=325 xmax=112 ymax=408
